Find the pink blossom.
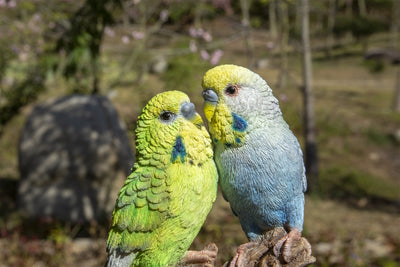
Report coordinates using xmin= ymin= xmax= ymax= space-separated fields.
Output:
xmin=160 ymin=10 xmax=169 ymax=22
xmin=189 ymin=40 xmax=197 ymax=53
xmin=189 ymin=27 xmax=197 ymax=38
xmin=104 ymin=26 xmax=115 ymax=37
xmin=28 ymin=15 xmax=42 ymax=33
xmin=197 ymin=28 xmax=205 ymax=36
xmin=202 ymin=32 xmax=212 ymax=42
xmin=32 ymin=13 xmax=41 ymax=22
xmin=189 ymin=27 xmax=206 ymax=38
xmin=8 ymin=0 xmax=16 ymax=8
xmin=48 ymin=22 xmax=56 ymax=29
xmin=278 ymin=94 xmax=288 ymax=102
xmin=210 ymin=49 xmax=223 ymax=65
xmin=131 ymin=31 xmax=145 ymax=40
xmin=266 ymin=41 xmax=275 ymax=50
xmin=0 ymin=0 xmax=6 ymax=7
xmin=200 ymin=50 xmax=210 ymax=60
xmin=121 ymin=35 xmax=130 ymax=44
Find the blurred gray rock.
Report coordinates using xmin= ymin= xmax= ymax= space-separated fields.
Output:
xmin=18 ymin=94 xmax=134 ymax=222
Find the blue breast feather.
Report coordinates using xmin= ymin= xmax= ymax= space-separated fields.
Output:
xmin=216 ymin=126 xmax=306 ymax=240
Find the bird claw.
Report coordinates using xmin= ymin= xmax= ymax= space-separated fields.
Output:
xmin=273 ymin=229 xmax=307 ymax=263
xmin=273 ymin=233 xmax=288 ymax=258
xmin=228 ymin=241 xmax=264 ymax=267
xmin=180 ymin=243 xmax=218 ymax=267
xmin=222 ymin=228 xmax=315 ymax=267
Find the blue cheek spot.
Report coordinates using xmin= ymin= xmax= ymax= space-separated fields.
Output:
xmin=232 ymin=113 xmax=248 ymax=132
xmin=213 ymin=138 xmax=219 ymax=143
xmin=235 ymin=137 xmax=241 ymax=143
xmin=171 ymin=136 xmax=186 ymax=163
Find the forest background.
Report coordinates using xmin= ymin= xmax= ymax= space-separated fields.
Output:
xmin=0 ymin=0 xmax=399 ymax=266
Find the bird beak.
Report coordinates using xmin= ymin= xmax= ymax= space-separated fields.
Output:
xmin=202 ymin=89 xmax=219 ymax=103
xmin=202 ymin=89 xmax=218 ymax=123
xmin=181 ymin=102 xmax=203 ymax=128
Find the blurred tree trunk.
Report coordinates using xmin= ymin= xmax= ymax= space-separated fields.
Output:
xmin=345 ymin=0 xmax=353 ymax=17
xmin=358 ymin=0 xmax=367 ymax=16
xmin=391 ymin=0 xmax=400 ymax=48
xmin=392 ymin=0 xmax=400 ymax=112
xmin=240 ymin=0 xmax=255 ymax=68
xmin=121 ymin=0 xmax=130 ymax=27
xmin=194 ymin=0 xmax=205 ymax=28
xmin=91 ymin=58 xmax=99 ymax=94
xmin=315 ymin=6 xmax=324 ymax=35
xmin=276 ymin=1 xmax=289 ymax=89
xmin=394 ymin=66 xmax=400 ymax=112
xmin=295 ymin=0 xmax=301 ymax=35
xmin=301 ymin=0 xmax=319 ymax=192
xmin=269 ymin=0 xmax=277 ymax=40
xmin=134 ymin=0 xmax=150 ymax=84
xmin=325 ymin=0 xmax=336 ymax=57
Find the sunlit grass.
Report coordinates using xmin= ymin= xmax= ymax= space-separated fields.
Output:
xmin=320 ymin=165 xmax=400 ymax=201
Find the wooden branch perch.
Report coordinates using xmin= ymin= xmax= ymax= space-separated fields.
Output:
xmin=179 ymin=228 xmax=315 ymax=267
xmin=222 ymin=228 xmax=316 ymax=267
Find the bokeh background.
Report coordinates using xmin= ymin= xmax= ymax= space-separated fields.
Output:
xmin=0 ymin=0 xmax=399 ymax=266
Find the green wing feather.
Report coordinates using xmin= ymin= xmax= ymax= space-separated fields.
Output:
xmin=106 ymin=167 xmax=170 ymax=253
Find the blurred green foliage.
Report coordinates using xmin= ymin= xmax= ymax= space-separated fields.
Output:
xmin=350 ymin=16 xmax=387 ymax=40
xmin=162 ymin=53 xmax=210 ymax=93
xmin=0 ymin=68 xmax=45 ymax=126
xmin=0 ymin=0 xmax=78 ymax=128
xmin=1 ymin=0 xmax=398 ymax=129
xmin=333 ymin=15 xmax=387 ymax=39
xmin=320 ymin=165 xmax=399 ymax=202
xmin=56 ymin=0 xmax=122 ymax=93
xmin=365 ymin=127 xmax=398 ymax=146
xmin=363 ymin=59 xmax=386 ymax=73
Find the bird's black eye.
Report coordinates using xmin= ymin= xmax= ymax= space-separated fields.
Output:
xmin=159 ymin=111 xmax=175 ymax=122
xmin=225 ymin=85 xmax=238 ymax=96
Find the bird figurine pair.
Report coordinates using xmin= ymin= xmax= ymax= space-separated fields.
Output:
xmin=105 ymin=65 xmax=309 ymax=266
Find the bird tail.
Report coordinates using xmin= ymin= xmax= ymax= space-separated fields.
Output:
xmin=105 ymin=249 xmax=136 ymax=267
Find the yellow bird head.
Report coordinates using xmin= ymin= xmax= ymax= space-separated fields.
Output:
xmin=135 ymin=90 xmax=212 ymax=167
xmin=201 ymin=64 xmax=282 ymax=147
